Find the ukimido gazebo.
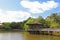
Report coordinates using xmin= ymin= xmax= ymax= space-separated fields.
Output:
xmin=27 ymin=22 xmax=43 ymax=34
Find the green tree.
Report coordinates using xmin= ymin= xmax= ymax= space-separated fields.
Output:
xmin=10 ymin=22 xmax=18 ymax=29
xmin=2 ymin=22 xmax=11 ymax=30
xmin=46 ymin=13 xmax=60 ymax=28
xmin=24 ymin=17 xmax=36 ymax=30
xmin=16 ymin=22 xmax=23 ymax=29
xmin=36 ymin=16 xmax=49 ymax=28
xmin=10 ymin=22 xmax=23 ymax=29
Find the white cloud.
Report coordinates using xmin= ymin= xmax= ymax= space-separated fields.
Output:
xmin=20 ymin=1 xmax=59 ymax=13
xmin=0 ymin=9 xmax=31 ymax=22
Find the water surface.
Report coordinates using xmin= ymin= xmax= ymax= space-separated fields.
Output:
xmin=0 ymin=32 xmax=60 ymax=40
xmin=0 ymin=32 xmax=24 ymax=40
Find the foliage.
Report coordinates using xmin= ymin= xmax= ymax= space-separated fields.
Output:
xmin=0 ymin=22 xmax=11 ymax=30
xmin=23 ymin=17 xmax=36 ymax=30
xmin=36 ymin=16 xmax=50 ymax=28
xmin=45 ymin=13 xmax=60 ymax=28
xmin=10 ymin=22 xmax=23 ymax=29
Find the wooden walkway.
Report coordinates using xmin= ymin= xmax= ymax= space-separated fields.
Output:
xmin=27 ymin=28 xmax=60 ymax=32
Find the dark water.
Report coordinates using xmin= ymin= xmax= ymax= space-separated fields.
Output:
xmin=0 ymin=32 xmax=60 ymax=40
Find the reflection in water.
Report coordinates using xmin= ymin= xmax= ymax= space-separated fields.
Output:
xmin=0 ymin=32 xmax=24 ymax=40
xmin=0 ymin=32 xmax=60 ymax=40
xmin=24 ymin=32 xmax=60 ymax=40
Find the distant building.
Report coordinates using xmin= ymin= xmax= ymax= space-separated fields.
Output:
xmin=0 ymin=23 xmax=2 ymax=25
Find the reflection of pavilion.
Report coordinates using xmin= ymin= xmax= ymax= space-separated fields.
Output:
xmin=27 ymin=22 xmax=60 ymax=35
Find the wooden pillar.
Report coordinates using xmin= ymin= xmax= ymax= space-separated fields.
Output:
xmin=48 ymin=31 xmax=49 ymax=35
xmin=49 ymin=31 xmax=53 ymax=35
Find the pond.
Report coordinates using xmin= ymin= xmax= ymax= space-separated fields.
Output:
xmin=0 ymin=32 xmax=24 ymax=40
xmin=0 ymin=32 xmax=60 ymax=40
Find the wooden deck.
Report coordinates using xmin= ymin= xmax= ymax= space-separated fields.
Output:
xmin=27 ymin=28 xmax=60 ymax=35
xmin=27 ymin=28 xmax=60 ymax=32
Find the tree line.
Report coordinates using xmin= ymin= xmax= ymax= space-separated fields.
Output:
xmin=0 ymin=13 xmax=60 ymax=30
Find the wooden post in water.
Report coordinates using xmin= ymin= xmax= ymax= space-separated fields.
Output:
xmin=49 ymin=31 xmax=53 ymax=35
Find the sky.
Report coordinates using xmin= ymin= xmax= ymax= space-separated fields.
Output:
xmin=0 ymin=0 xmax=60 ymax=22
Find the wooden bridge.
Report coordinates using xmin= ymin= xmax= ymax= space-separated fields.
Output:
xmin=27 ymin=28 xmax=60 ymax=35
xmin=27 ymin=28 xmax=60 ymax=32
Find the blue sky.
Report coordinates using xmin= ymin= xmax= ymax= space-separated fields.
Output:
xmin=0 ymin=0 xmax=60 ymax=22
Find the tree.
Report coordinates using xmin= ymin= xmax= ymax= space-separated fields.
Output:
xmin=36 ymin=16 xmax=50 ymax=28
xmin=16 ymin=22 xmax=23 ymax=29
xmin=10 ymin=22 xmax=18 ymax=29
xmin=45 ymin=13 xmax=60 ymax=28
xmin=23 ymin=17 xmax=36 ymax=30
xmin=10 ymin=22 xmax=24 ymax=29
xmin=2 ymin=22 xmax=11 ymax=30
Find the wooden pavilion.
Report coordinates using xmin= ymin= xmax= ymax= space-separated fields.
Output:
xmin=27 ymin=22 xmax=60 ymax=35
xmin=27 ymin=22 xmax=43 ymax=29
xmin=27 ymin=22 xmax=44 ymax=34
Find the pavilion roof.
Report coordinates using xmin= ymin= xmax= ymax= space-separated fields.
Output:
xmin=27 ymin=22 xmax=42 ymax=25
